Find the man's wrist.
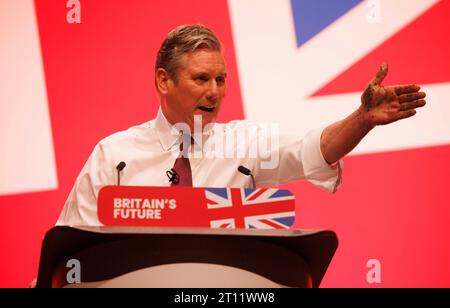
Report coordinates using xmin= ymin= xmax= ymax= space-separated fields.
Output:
xmin=356 ymin=106 xmax=376 ymax=132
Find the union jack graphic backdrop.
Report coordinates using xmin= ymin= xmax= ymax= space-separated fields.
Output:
xmin=0 ymin=0 xmax=449 ymax=287
xmin=206 ymin=188 xmax=295 ymax=229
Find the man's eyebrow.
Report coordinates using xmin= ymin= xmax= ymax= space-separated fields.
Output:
xmin=191 ymin=71 xmax=227 ymax=77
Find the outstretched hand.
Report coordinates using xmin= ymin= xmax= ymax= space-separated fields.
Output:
xmin=360 ymin=63 xmax=426 ymax=127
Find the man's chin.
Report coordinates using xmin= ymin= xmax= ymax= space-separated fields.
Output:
xmin=193 ymin=110 xmax=217 ymax=120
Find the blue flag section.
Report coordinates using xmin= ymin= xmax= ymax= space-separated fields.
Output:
xmin=291 ymin=0 xmax=363 ymax=46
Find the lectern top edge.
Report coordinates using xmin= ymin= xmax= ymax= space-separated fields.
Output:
xmin=68 ymin=225 xmax=326 ymax=237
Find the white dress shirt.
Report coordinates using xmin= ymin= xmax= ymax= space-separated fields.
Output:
xmin=57 ymin=108 xmax=343 ymax=226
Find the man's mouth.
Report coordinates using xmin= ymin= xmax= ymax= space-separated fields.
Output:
xmin=197 ymin=106 xmax=216 ymax=113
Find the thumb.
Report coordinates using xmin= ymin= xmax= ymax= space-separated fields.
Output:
xmin=370 ymin=62 xmax=388 ymax=86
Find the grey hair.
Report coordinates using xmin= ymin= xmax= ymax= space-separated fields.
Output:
xmin=155 ymin=24 xmax=222 ymax=82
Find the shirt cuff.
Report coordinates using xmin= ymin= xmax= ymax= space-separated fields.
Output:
xmin=301 ymin=127 xmax=343 ymax=193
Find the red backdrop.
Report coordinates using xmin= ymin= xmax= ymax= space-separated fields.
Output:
xmin=0 ymin=0 xmax=449 ymax=287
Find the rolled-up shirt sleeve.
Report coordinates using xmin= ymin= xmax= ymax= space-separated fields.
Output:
xmin=300 ymin=127 xmax=343 ymax=193
xmin=254 ymin=126 xmax=343 ymax=193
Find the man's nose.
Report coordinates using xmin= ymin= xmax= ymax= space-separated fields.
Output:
xmin=206 ymin=80 xmax=219 ymax=102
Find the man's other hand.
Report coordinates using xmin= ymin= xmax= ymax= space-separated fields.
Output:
xmin=360 ymin=63 xmax=426 ymax=127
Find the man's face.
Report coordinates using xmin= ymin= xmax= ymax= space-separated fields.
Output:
xmin=161 ymin=49 xmax=227 ymax=131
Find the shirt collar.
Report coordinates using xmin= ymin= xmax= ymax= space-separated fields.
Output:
xmin=154 ymin=107 xmax=215 ymax=152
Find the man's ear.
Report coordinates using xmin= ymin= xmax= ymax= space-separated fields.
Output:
xmin=156 ymin=68 xmax=171 ymax=94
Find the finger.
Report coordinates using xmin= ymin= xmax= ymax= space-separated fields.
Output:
xmin=370 ymin=62 xmax=388 ymax=86
xmin=391 ymin=109 xmax=417 ymax=122
xmin=400 ymin=99 xmax=426 ymax=111
xmin=398 ymin=92 xmax=426 ymax=103
xmin=394 ymin=84 xmax=421 ymax=95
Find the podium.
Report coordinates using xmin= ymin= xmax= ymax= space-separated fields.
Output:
xmin=36 ymin=226 xmax=338 ymax=288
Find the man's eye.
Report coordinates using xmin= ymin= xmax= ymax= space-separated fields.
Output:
xmin=196 ymin=76 xmax=209 ymax=82
xmin=216 ymin=77 xmax=226 ymax=84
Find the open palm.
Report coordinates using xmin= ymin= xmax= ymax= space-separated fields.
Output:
xmin=361 ymin=63 xmax=426 ymax=127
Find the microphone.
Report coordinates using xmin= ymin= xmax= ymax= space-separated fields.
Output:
xmin=238 ymin=165 xmax=256 ymax=189
xmin=116 ymin=161 xmax=126 ymax=186
xmin=166 ymin=168 xmax=179 ymax=185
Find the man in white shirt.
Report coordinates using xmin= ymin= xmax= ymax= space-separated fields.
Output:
xmin=57 ymin=24 xmax=426 ymax=226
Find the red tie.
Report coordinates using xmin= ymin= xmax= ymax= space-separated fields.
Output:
xmin=171 ymin=134 xmax=193 ymax=186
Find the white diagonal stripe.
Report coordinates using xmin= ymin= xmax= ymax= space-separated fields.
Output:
xmin=0 ymin=0 xmax=58 ymax=196
xmin=293 ymin=0 xmax=440 ymax=97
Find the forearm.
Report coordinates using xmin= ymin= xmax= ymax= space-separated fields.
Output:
xmin=320 ymin=106 xmax=374 ymax=164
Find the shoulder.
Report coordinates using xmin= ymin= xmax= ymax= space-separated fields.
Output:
xmin=97 ymin=120 xmax=155 ymax=148
xmin=85 ymin=120 xmax=159 ymax=161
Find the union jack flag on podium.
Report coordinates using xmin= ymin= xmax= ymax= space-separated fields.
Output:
xmin=205 ymin=188 xmax=296 ymax=229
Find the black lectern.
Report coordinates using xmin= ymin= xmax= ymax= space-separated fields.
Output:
xmin=36 ymin=226 xmax=338 ymax=288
